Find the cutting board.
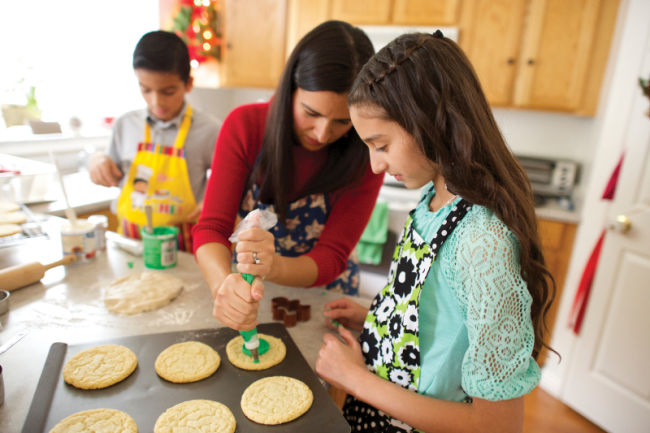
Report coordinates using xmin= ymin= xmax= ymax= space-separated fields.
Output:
xmin=22 ymin=322 xmax=350 ymax=433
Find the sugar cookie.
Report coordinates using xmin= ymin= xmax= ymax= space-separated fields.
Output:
xmin=0 ymin=211 xmax=26 ymax=224
xmin=63 ymin=344 xmax=137 ymax=389
xmin=49 ymin=408 xmax=137 ymax=433
xmin=154 ymin=399 xmax=235 ymax=433
xmin=155 ymin=341 xmax=220 ymax=383
xmin=225 ymin=333 xmax=285 ymax=370
xmin=241 ymin=376 xmax=313 ymax=425
xmin=0 ymin=224 xmax=21 ymax=237
xmin=0 ymin=201 xmax=20 ymax=213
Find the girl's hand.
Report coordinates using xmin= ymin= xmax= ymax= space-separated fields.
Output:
xmin=235 ymin=227 xmax=276 ymax=280
xmin=212 ymin=273 xmax=264 ymax=330
xmin=315 ymin=325 xmax=369 ymax=394
xmin=323 ymin=298 xmax=369 ymax=331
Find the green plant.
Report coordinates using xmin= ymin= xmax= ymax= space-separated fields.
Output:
xmin=640 ymin=76 xmax=650 ymax=97
xmin=641 ymin=76 xmax=650 ymax=117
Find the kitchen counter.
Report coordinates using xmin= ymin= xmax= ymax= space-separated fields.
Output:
xmin=0 ymin=217 xmax=365 ymax=432
xmin=26 ymin=170 xmax=119 ymax=217
xmin=21 ymin=167 xmax=581 ymax=225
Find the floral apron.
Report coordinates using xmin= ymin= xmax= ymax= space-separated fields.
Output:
xmin=238 ymin=182 xmax=359 ymax=295
xmin=343 ymin=199 xmax=472 ymax=432
xmin=116 ymin=106 xmax=197 ymax=252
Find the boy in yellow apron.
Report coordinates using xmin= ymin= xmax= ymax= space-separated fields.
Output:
xmin=117 ymin=105 xmax=197 ymax=251
xmin=89 ymin=31 xmax=220 ymax=251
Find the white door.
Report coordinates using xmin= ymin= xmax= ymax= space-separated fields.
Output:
xmin=562 ymin=32 xmax=650 ymax=433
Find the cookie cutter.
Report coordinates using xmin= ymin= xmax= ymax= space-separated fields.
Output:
xmin=271 ymin=297 xmax=311 ymax=327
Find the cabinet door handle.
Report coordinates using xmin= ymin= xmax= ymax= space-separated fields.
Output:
xmin=507 ymin=58 xmax=515 ymax=65
xmin=527 ymin=58 xmax=535 ymax=65
xmin=608 ymin=214 xmax=632 ymax=234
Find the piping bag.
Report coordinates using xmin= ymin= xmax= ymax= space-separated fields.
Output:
xmin=229 ymin=209 xmax=278 ymax=363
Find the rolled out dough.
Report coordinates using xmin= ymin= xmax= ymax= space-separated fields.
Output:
xmin=104 ymin=271 xmax=183 ymax=315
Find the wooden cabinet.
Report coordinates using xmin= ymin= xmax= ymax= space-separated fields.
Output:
xmin=331 ymin=0 xmax=392 ymax=24
xmin=457 ymin=0 xmax=527 ymax=106
xmin=159 ymin=0 xmax=287 ymax=89
xmin=459 ymin=0 xmax=620 ymax=115
xmin=537 ymin=217 xmax=577 ymax=364
xmin=392 ymin=0 xmax=460 ymax=25
xmin=287 ymin=0 xmax=459 ymax=56
xmin=220 ymin=0 xmax=287 ymax=88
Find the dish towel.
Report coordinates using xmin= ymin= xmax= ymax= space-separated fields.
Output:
xmin=357 ymin=201 xmax=388 ymax=265
xmin=568 ymin=153 xmax=624 ymax=334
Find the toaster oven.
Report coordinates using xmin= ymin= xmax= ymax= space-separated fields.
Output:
xmin=516 ymin=155 xmax=580 ymax=198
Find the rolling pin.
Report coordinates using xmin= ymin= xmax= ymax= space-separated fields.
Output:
xmin=0 ymin=255 xmax=77 ymax=292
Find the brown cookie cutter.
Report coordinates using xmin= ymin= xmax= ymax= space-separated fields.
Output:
xmin=271 ymin=296 xmax=311 ymax=327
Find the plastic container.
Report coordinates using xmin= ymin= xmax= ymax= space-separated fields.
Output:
xmin=140 ymin=226 xmax=178 ymax=269
xmin=61 ymin=219 xmax=96 ymax=262
xmin=87 ymin=214 xmax=108 ymax=252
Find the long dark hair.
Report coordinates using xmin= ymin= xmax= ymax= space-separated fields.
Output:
xmin=253 ymin=20 xmax=375 ymax=222
xmin=133 ymin=30 xmax=191 ymax=83
xmin=349 ymin=32 xmax=555 ymax=360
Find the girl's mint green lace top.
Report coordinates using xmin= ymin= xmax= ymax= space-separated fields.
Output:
xmin=412 ymin=183 xmax=540 ymax=402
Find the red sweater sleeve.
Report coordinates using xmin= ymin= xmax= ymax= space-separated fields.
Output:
xmin=305 ymin=165 xmax=384 ymax=286
xmin=193 ymin=101 xmax=385 ymax=288
xmin=192 ymin=103 xmax=268 ymax=252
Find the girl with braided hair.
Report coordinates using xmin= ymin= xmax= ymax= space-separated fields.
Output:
xmin=315 ymin=31 xmax=555 ymax=433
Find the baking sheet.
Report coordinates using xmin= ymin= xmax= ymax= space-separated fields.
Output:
xmin=22 ymin=322 xmax=350 ymax=433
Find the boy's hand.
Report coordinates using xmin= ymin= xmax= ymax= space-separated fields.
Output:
xmin=89 ymin=153 xmax=123 ymax=187
xmin=185 ymin=200 xmax=203 ymax=222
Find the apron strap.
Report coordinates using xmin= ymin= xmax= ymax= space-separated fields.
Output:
xmin=143 ymin=105 xmax=193 ymax=150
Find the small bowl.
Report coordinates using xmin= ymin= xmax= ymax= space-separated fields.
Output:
xmin=0 ymin=290 xmax=9 ymax=315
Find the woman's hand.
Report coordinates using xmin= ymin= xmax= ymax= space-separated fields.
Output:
xmin=315 ymin=325 xmax=369 ymax=394
xmin=212 ymin=273 xmax=264 ymax=330
xmin=323 ymin=298 xmax=369 ymax=331
xmin=235 ymin=227 xmax=276 ymax=280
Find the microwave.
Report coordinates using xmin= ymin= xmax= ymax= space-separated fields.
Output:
xmin=516 ymin=155 xmax=580 ymax=198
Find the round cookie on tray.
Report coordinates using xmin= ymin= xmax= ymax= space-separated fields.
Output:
xmin=241 ymin=376 xmax=313 ymax=425
xmin=154 ymin=399 xmax=236 ymax=433
xmin=225 ymin=333 xmax=286 ymax=370
xmin=63 ymin=344 xmax=138 ymax=390
xmin=49 ymin=408 xmax=137 ymax=433
xmin=155 ymin=341 xmax=221 ymax=383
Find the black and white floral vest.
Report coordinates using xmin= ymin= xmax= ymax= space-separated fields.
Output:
xmin=343 ymin=199 xmax=472 ymax=432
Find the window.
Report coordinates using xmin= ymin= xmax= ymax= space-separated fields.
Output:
xmin=0 ymin=0 xmax=159 ymax=135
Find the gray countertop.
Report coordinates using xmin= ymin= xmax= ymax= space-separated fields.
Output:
xmin=24 ymin=169 xmax=581 ymax=224
xmin=26 ymin=170 xmax=119 ymax=217
xmin=0 ymin=217 xmax=366 ymax=432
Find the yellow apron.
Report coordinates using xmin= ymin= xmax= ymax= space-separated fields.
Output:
xmin=116 ymin=105 xmax=196 ymax=251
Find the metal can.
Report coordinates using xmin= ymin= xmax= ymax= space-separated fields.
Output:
xmin=87 ymin=214 xmax=108 ymax=252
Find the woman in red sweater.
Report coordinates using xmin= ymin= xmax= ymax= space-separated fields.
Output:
xmin=193 ymin=20 xmax=384 ymax=330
